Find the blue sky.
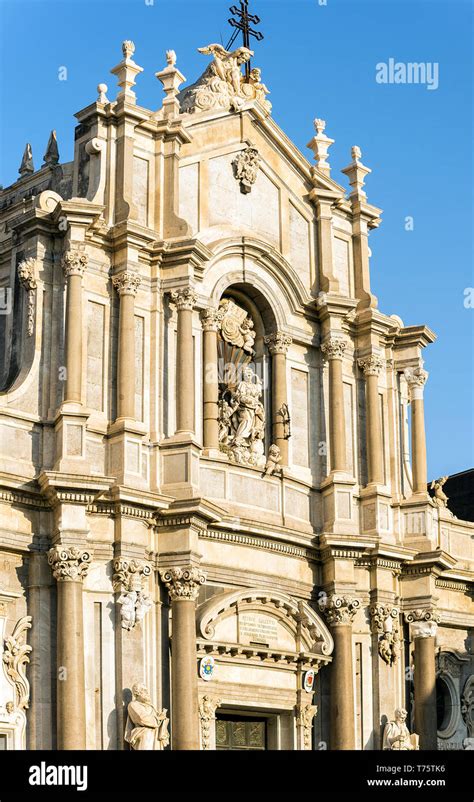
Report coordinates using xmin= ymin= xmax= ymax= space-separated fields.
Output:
xmin=1 ymin=0 xmax=473 ymax=478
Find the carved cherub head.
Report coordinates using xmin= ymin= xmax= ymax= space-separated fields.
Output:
xmin=132 ymin=682 xmax=151 ymax=703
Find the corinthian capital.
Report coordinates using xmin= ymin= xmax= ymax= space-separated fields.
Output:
xmin=112 ymin=270 xmax=141 ymax=297
xmin=321 ymin=336 xmax=346 ymax=361
xmin=319 ymin=594 xmax=361 ymax=626
xmin=358 ymin=354 xmax=384 ymax=377
xmin=404 ymin=607 xmax=440 ymax=638
xmin=160 ymin=566 xmax=206 ymax=601
xmin=264 ymin=332 xmax=293 ymax=355
xmin=62 ymin=249 xmax=88 ymax=278
xmin=404 ymin=365 xmax=428 ymax=390
xmin=48 ymin=545 xmax=93 ymax=582
xmin=112 ymin=557 xmax=152 ymax=592
xmin=169 ymin=287 xmax=197 ymax=311
xmin=200 ymin=307 xmax=223 ymax=332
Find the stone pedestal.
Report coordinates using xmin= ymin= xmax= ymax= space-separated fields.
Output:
xmin=160 ymin=566 xmax=206 ymax=750
xmin=48 ymin=545 xmax=92 ymax=750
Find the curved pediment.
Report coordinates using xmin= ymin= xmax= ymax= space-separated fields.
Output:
xmin=197 ymin=587 xmax=333 ymax=658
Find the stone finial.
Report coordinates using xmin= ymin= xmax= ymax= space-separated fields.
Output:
xmin=341 ymin=145 xmax=372 ymax=200
xmin=155 ymin=50 xmax=186 ymax=119
xmin=122 ymin=40 xmax=135 ymax=60
xmin=110 ymin=40 xmax=143 ymax=104
xmin=97 ymin=83 xmax=109 ymax=103
xmin=307 ymin=118 xmax=335 ymax=176
xmin=19 ymin=143 xmax=34 ymax=177
xmin=43 ymin=130 xmax=59 ymax=166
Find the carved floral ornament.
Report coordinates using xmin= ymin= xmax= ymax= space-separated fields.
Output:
xmin=369 ymin=604 xmax=400 ymax=666
xmin=318 ymin=594 xmax=361 ymax=626
xmin=296 ymin=703 xmax=318 ymax=750
xmin=169 ymin=287 xmax=198 ymax=311
xmin=160 ymin=566 xmax=206 ymax=602
xmin=404 ymin=365 xmax=429 ymax=388
xmin=3 ymin=616 xmax=32 ymax=710
xmin=112 ymin=271 xmax=142 ymax=297
xmin=264 ymin=332 xmax=293 ymax=355
xmin=61 ymin=249 xmax=88 ymax=278
xmin=17 ymin=257 xmax=37 ymax=337
xmin=47 ymin=545 xmax=93 ymax=582
xmin=358 ymin=354 xmax=384 ymax=377
xmin=199 ymin=695 xmax=222 ymax=750
xmin=321 ymin=337 xmax=347 ymax=361
xmin=113 ymin=558 xmax=153 ymax=631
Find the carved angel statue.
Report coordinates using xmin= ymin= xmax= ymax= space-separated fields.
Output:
xmin=430 ymin=476 xmax=449 ymax=508
xmin=125 ymin=683 xmax=169 ymax=750
xmin=241 ymin=67 xmax=272 ymax=111
xmin=264 ymin=444 xmax=282 ymax=476
xmin=198 ymin=43 xmax=253 ymax=95
xmin=382 ymin=708 xmax=419 ymax=750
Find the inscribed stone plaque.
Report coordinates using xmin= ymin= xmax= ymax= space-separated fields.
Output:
xmin=238 ymin=612 xmax=278 ymax=646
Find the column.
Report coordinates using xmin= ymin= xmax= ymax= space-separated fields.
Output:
xmin=62 ymin=248 xmax=88 ymax=403
xmin=358 ymin=354 xmax=384 ymax=485
xmin=48 ymin=545 xmax=92 ymax=750
xmin=264 ymin=332 xmax=292 ymax=466
xmin=113 ymin=271 xmax=141 ymax=421
xmin=405 ymin=609 xmax=439 ymax=749
xmin=320 ymin=594 xmax=360 ymax=749
xmin=200 ymin=308 xmax=220 ymax=450
xmin=160 ymin=566 xmax=206 ymax=750
xmin=321 ymin=337 xmax=347 ymax=472
xmin=170 ymin=288 xmax=197 ymax=435
xmin=404 ymin=365 xmax=429 ymax=495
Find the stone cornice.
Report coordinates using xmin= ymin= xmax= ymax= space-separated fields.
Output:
xmin=203 ymin=527 xmax=314 ymax=561
xmin=38 ymin=471 xmax=115 ymax=508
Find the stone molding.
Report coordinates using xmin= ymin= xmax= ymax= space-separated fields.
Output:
xmin=264 ymin=332 xmax=293 ymax=355
xmin=112 ymin=270 xmax=142 ymax=297
xmin=160 ymin=566 xmax=206 ymax=602
xmin=321 ymin=337 xmax=347 ymax=361
xmin=61 ymin=249 xmax=88 ymax=278
xmin=169 ymin=287 xmax=197 ymax=311
xmin=47 ymin=545 xmax=93 ymax=582
xmin=404 ymin=608 xmax=440 ymax=638
xmin=358 ymin=354 xmax=384 ymax=377
xmin=318 ymin=594 xmax=361 ymax=626
xmin=199 ymin=695 xmax=222 ymax=750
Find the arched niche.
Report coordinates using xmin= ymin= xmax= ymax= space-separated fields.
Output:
xmin=197 ymin=588 xmax=334 ymax=660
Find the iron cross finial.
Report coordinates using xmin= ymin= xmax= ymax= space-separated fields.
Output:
xmin=226 ymin=0 xmax=264 ymax=79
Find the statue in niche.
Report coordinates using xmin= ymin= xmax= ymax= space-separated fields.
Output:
xmin=124 ymin=683 xmax=169 ymax=751
xmin=382 ymin=708 xmax=419 ymax=750
xmin=219 ymin=365 xmax=266 ymax=468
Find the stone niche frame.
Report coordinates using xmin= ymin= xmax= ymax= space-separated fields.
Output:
xmin=436 ymin=648 xmax=469 ymax=744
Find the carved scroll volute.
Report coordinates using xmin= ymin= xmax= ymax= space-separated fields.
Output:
xmin=3 ymin=616 xmax=32 ymax=710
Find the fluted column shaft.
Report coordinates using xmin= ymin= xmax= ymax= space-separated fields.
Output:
xmin=322 ymin=338 xmax=347 ymax=472
xmin=171 ymin=289 xmax=197 ymax=435
xmin=201 ymin=309 xmax=220 ymax=450
xmin=160 ymin=566 xmax=206 ymax=750
xmin=405 ymin=610 xmax=439 ymax=750
xmin=358 ymin=355 xmax=384 ymax=485
xmin=48 ymin=546 xmax=92 ymax=750
xmin=320 ymin=595 xmax=360 ymax=750
xmin=404 ymin=366 xmax=429 ymax=495
xmin=265 ymin=332 xmax=292 ymax=466
xmin=62 ymin=250 xmax=88 ymax=403
xmin=113 ymin=271 xmax=141 ymax=420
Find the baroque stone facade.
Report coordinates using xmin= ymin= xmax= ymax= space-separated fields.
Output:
xmin=0 ymin=37 xmax=473 ymax=752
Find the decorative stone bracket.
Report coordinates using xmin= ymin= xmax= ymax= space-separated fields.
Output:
xmin=370 ymin=604 xmax=400 ymax=666
xmin=199 ymin=694 xmax=222 ymax=750
xmin=113 ymin=558 xmax=152 ymax=631
xmin=18 ymin=258 xmax=38 ymax=337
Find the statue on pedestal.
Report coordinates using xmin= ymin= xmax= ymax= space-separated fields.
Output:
xmin=383 ymin=708 xmax=419 ymax=750
xmin=124 ymin=683 xmax=169 ymax=750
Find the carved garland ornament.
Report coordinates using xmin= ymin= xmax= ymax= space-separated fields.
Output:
xmin=199 ymin=695 xmax=222 ymax=750
xmin=3 ymin=616 xmax=32 ymax=710
xmin=113 ymin=558 xmax=153 ymax=631
xmin=160 ymin=566 xmax=206 ymax=602
xmin=370 ymin=604 xmax=400 ymax=666
xmin=17 ymin=258 xmax=37 ymax=336
xmin=47 ymin=545 xmax=93 ymax=582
